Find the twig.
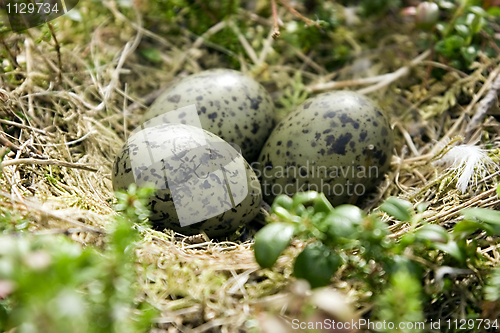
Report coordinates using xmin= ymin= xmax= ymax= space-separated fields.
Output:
xmin=101 ymin=8 xmax=143 ymax=108
xmin=229 ymin=20 xmax=259 ymax=65
xmin=425 ymin=187 xmax=496 ymax=223
xmin=1 ymin=158 xmax=98 ymax=172
xmin=465 ymin=66 xmax=500 ymax=135
xmin=277 ymin=0 xmax=320 ymax=28
xmin=121 ymin=85 xmax=168 ymax=112
xmin=193 ymin=0 xmax=217 ymax=22
xmin=25 ymin=136 xmax=44 ymax=157
xmin=258 ymin=24 xmax=276 ymax=66
xmin=271 ymin=0 xmax=280 ymax=39
xmin=392 ymin=186 xmax=498 ymax=239
xmin=244 ymin=10 xmax=273 ymax=27
xmin=66 ymin=92 xmax=101 ymax=111
xmin=40 ymin=130 xmax=97 ymax=147
xmin=357 ymin=50 xmax=431 ymax=94
xmin=307 ymin=50 xmax=431 ymax=93
xmin=0 ymin=118 xmax=52 ymax=136
xmin=47 ymin=23 xmax=63 ymax=84
xmin=104 ymin=0 xmax=173 ymax=48
xmin=15 ymin=27 xmax=79 ymax=91
xmin=0 ymin=190 xmax=105 ymax=234
xmin=0 ymin=89 xmax=9 ymax=102
xmin=307 ymin=72 xmax=395 ymax=92
xmin=366 ymin=149 xmax=405 ymax=211
xmin=199 ymin=21 xmax=228 ymax=47
xmin=431 ymin=66 xmax=500 ymax=155
xmin=0 ymin=36 xmax=20 ymax=69
xmin=292 ymin=47 xmax=327 ymax=75
xmin=24 ymin=38 xmax=36 ymax=123
xmin=169 ymin=21 xmax=242 ymax=72
xmin=0 ymin=134 xmax=20 ymax=152
xmin=0 ymin=134 xmax=45 ymax=162
xmin=123 ymin=83 xmax=128 ymax=138
xmin=421 ymin=60 xmax=468 ymax=78
xmin=33 ymin=228 xmax=103 ymax=235
xmin=395 ymin=122 xmax=420 ymax=156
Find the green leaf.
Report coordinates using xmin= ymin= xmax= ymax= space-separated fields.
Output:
xmin=254 ymin=223 xmax=296 ymax=268
xmin=433 ymin=240 xmax=465 ymax=263
xmin=373 ymin=269 xmax=424 ymax=330
xmin=271 ymin=195 xmax=294 ymax=212
xmin=468 ymin=6 xmax=487 ymax=18
xmin=312 ymin=193 xmax=334 ymax=214
xmin=333 ymin=205 xmax=364 ymax=222
xmin=463 ymin=207 xmax=500 ymax=224
xmin=380 ymin=197 xmax=413 ymax=222
xmin=294 ymin=204 xmax=306 ymax=217
xmin=461 ymin=208 xmax=500 ymax=234
xmin=284 ymin=192 xmax=333 ymax=216
xmin=454 ymin=24 xmax=470 ymax=37
xmin=488 ymin=7 xmax=500 ymax=17
xmin=466 ymin=12 xmax=485 ymax=35
xmin=415 ymin=224 xmax=449 ymax=244
xmin=324 ymin=205 xmax=364 ymax=240
xmin=399 ymin=233 xmax=416 ymax=248
xmin=484 ymin=266 xmax=500 ymax=301
xmin=271 ymin=206 xmax=297 ymax=223
xmin=139 ymin=47 xmax=162 ymax=63
xmin=453 ymin=220 xmax=493 ymax=239
xmin=460 ymin=45 xmax=479 ymax=65
xmin=416 ymin=202 xmax=429 ymax=213
xmin=293 ymin=242 xmax=342 ymax=288
xmin=387 ymin=255 xmax=422 ymax=278
xmin=292 ymin=191 xmax=321 ymax=207
xmin=435 ymin=35 xmax=465 ymax=57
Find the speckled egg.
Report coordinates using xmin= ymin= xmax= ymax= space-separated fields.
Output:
xmin=112 ymin=121 xmax=262 ymax=238
xmin=256 ymin=91 xmax=393 ymax=206
xmin=142 ymin=69 xmax=276 ymax=162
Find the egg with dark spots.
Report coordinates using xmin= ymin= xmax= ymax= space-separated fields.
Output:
xmin=256 ymin=91 xmax=393 ymax=206
xmin=142 ymin=69 xmax=276 ymax=162
xmin=112 ymin=122 xmax=262 ymax=238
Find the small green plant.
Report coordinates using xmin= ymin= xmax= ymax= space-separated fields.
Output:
xmin=0 ymin=184 xmax=157 ymax=333
xmin=413 ymin=0 xmax=499 ymax=70
xmin=254 ymin=192 xmax=395 ymax=291
xmin=485 ymin=266 xmax=500 ymax=302
xmin=358 ymin=0 xmax=402 ymax=17
xmin=372 ymin=269 xmax=425 ymax=333
xmin=276 ymin=71 xmax=309 ymax=118
xmin=0 ymin=207 xmax=30 ymax=233
xmin=253 ymin=191 xmax=500 ymax=330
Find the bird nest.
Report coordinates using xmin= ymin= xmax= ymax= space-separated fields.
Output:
xmin=1 ymin=0 xmax=499 ymax=331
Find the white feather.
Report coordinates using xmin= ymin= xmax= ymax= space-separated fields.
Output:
xmin=432 ymin=143 xmax=496 ymax=193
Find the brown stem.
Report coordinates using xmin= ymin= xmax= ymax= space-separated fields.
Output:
xmin=277 ymin=0 xmax=320 ymax=28
xmin=0 ymin=133 xmax=19 ymax=153
xmin=271 ymin=0 xmax=280 ymax=39
xmin=0 ymin=36 xmax=20 ymax=70
xmin=193 ymin=0 xmax=218 ymax=23
xmin=465 ymin=66 xmax=500 ymax=136
xmin=47 ymin=23 xmax=63 ymax=84
xmin=1 ymin=158 xmax=98 ymax=172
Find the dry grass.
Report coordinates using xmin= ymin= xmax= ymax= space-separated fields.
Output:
xmin=1 ymin=0 xmax=500 ymax=331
